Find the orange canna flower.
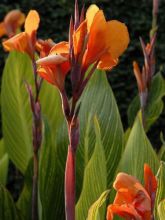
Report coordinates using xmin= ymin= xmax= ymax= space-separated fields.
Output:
xmin=3 ymin=10 xmax=40 ymax=59
xmin=36 ymin=39 xmax=55 ymax=58
xmin=107 ymin=164 xmax=157 ymax=220
xmin=0 ymin=9 xmax=25 ymax=38
xmin=37 ymin=4 xmax=129 ymax=91
xmin=37 ymin=41 xmax=70 ymax=90
xmin=73 ymin=4 xmax=130 ymax=71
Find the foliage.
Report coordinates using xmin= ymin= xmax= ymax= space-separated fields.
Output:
xmin=0 ymin=1 xmax=164 ymax=220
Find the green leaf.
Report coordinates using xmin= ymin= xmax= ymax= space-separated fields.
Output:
xmin=87 ymin=190 xmax=110 ymax=220
xmin=158 ymin=133 xmax=165 ymax=161
xmin=118 ymin=112 xmax=159 ymax=182
xmin=76 ymin=117 xmax=107 ymax=220
xmin=155 ymin=162 xmax=165 ymax=219
xmin=0 ymin=184 xmax=21 ymax=220
xmin=0 ymin=139 xmax=6 ymax=158
xmin=16 ymin=159 xmax=33 ymax=220
xmin=1 ymin=51 xmax=33 ymax=173
xmin=158 ymin=199 xmax=165 ymax=220
xmin=128 ymin=73 xmax=165 ymax=130
xmin=77 ymin=70 xmax=124 ymax=195
xmin=0 ymin=139 xmax=8 ymax=185
xmin=39 ymin=81 xmax=64 ymax=138
xmin=39 ymin=119 xmax=65 ymax=220
xmin=0 ymin=154 xmax=8 ymax=186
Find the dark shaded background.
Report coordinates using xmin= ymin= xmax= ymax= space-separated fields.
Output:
xmin=0 ymin=0 xmax=164 ymax=199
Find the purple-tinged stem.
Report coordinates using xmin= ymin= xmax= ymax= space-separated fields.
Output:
xmin=30 ymin=60 xmax=42 ymax=220
xmin=32 ymin=151 xmax=39 ymax=220
xmin=65 ymin=146 xmax=76 ymax=220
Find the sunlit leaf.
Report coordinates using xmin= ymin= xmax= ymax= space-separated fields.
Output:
xmin=76 ymin=117 xmax=107 ymax=220
xmin=87 ymin=190 xmax=110 ymax=220
xmin=118 ymin=112 xmax=159 ymax=182
xmin=155 ymin=162 xmax=165 ymax=219
xmin=158 ymin=199 xmax=165 ymax=220
xmin=1 ymin=52 xmax=33 ymax=173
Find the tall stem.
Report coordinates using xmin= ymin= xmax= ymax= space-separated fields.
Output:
xmin=30 ymin=60 xmax=42 ymax=220
xmin=32 ymin=151 xmax=39 ymax=220
xmin=65 ymin=146 xmax=76 ymax=220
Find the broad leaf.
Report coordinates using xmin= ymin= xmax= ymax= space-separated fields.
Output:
xmin=118 ymin=113 xmax=159 ymax=182
xmin=155 ymin=162 xmax=165 ymax=219
xmin=87 ymin=190 xmax=110 ymax=220
xmin=0 ymin=139 xmax=8 ymax=185
xmin=0 ymin=184 xmax=20 ymax=220
xmin=158 ymin=133 xmax=165 ymax=161
xmin=16 ymin=159 xmax=33 ymax=220
xmin=128 ymin=73 xmax=165 ymax=130
xmin=39 ymin=119 xmax=65 ymax=220
xmin=76 ymin=117 xmax=107 ymax=220
xmin=1 ymin=52 xmax=33 ymax=173
xmin=77 ymin=70 xmax=124 ymax=195
xmin=158 ymin=199 xmax=165 ymax=220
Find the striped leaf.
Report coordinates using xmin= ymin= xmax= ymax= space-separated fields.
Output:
xmin=0 ymin=185 xmax=20 ymax=220
xmin=158 ymin=200 xmax=165 ymax=220
xmin=77 ymin=70 xmax=124 ymax=196
xmin=155 ymin=162 xmax=165 ymax=219
xmin=1 ymin=52 xmax=33 ymax=173
xmin=76 ymin=117 xmax=107 ymax=220
xmin=0 ymin=139 xmax=8 ymax=185
xmin=87 ymin=190 xmax=110 ymax=220
xmin=39 ymin=119 xmax=66 ymax=220
xmin=118 ymin=113 xmax=159 ymax=182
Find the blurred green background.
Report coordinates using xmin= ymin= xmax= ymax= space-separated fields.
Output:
xmin=0 ymin=0 xmax=164 ymax=198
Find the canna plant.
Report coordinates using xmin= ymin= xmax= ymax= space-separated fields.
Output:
xmin=0 ymin=0 xmax=164 ymax=220
xmin=36 ymin=2 xmax=129 ymax=220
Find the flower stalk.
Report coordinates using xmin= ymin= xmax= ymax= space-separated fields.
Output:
xmin=133 ymin=0 xmax=159 ymax=127
xmin=26 ymin=60 xmax=42 ymax=220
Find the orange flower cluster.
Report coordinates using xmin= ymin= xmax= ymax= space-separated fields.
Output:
xmin=2 ymin=10 xmax=40 ymax=60
xmin=37 ymin=4 xmax=129 ymax=90
xmin=107 ymin=164 xmax=157 ymax=220
xmin=0 ymin=5 xmax=129 ymax=93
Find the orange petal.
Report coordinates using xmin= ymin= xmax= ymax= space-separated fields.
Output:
xmin=106 ymin=20 xmax=130 ymax=58
xmin=36 ymin=39 xmax=55 ymax=57
xmin=83 ymin=10 xmax=107 ymax=67
xmin=113 ymin=172 xmax=150 ymax=204
xmin=50 ymin=41 xmax=69 ymax=55
xmin=97 ymin=52 xmax=118 ymax=70
xmin=4 ymin=10 xmax=25 ymax=37
xmin=38 ymin=66 xmax=57 ymax=85
xmin=0 ymin=22 xmax=6 ymax=37
xmin=3 ymin=32 xmax=28 ymax=52
xmin=61 ymin=61 xmax=71 ymax=76
xmin=37 ymin=54 xmax=68 ymax=66
xmin=38 ymin=62 xmax=69 ymax=90
xmin=25 ymin=10 xmax=40 ymax=35
xmin=107 ymin=204 xmax=142 ymax=220
xmin=73 ymin=20 xmax=87 ymax=57
xmin=144 ymin=164 xmax=157 ymax=209
xmin=86 ymin=4 xmax=99 ymax=31
xmin=133 ymin=61 xmax=145 ymax=92
xmin=113 ymin=172 xmax=151 ymax=219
